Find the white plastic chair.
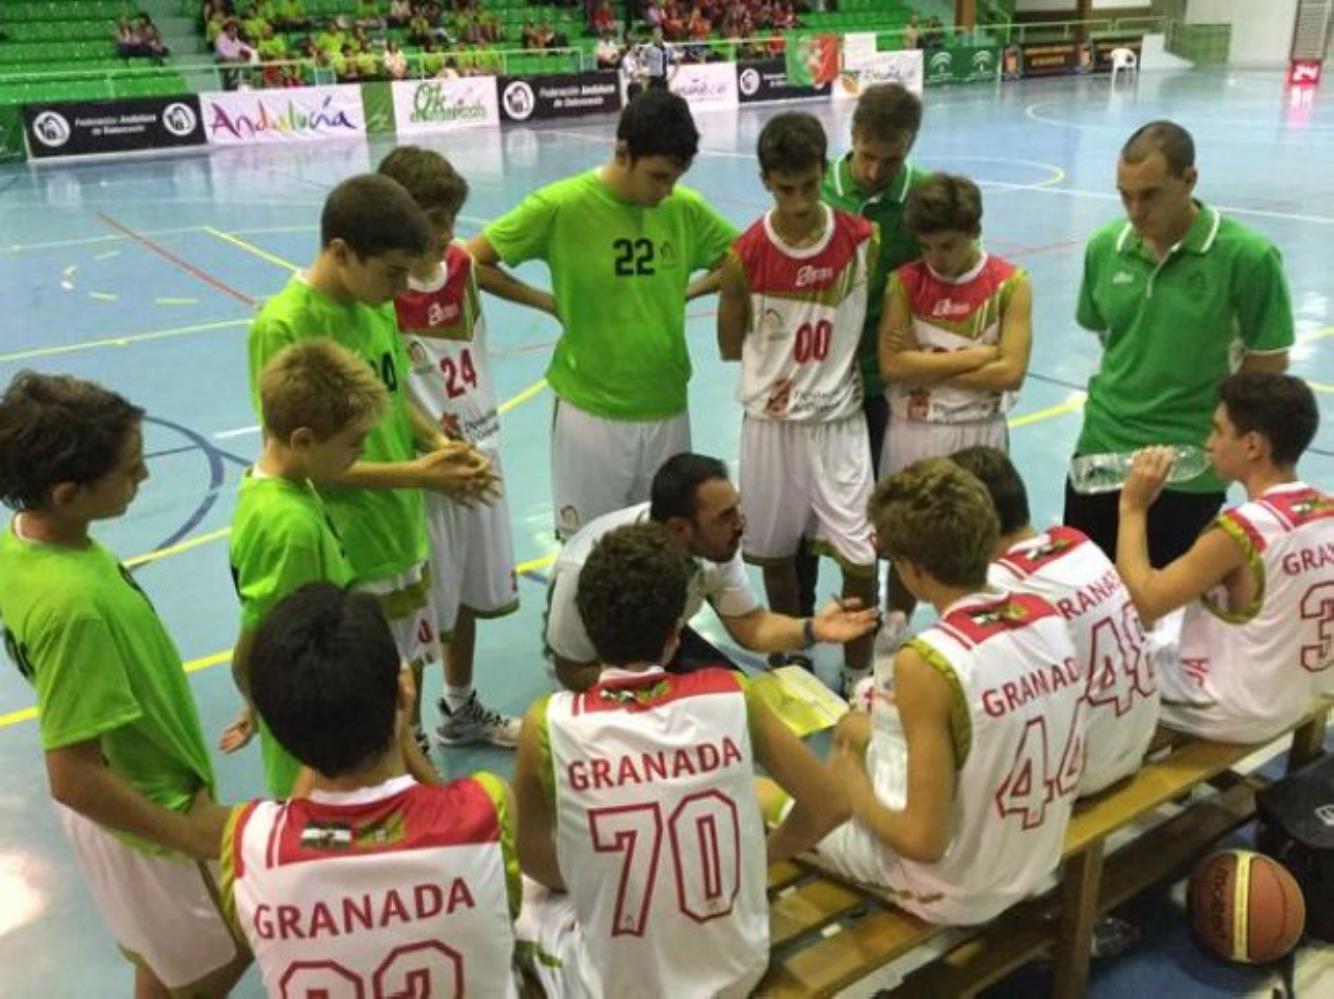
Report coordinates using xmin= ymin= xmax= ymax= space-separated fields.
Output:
xmin=1110 ymin=46 xmax=1138 ymax=86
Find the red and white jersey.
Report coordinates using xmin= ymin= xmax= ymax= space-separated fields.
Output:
xmin=394 ymin=243 xmax=500 ymax=454
xmin=1165 ymin=483 xmax=1334 ymax=742
xmin=885 ymin=592 xmax=1085 ymax=925
xmin=537 ymin=667 xmax=768 ymax=998
xmin=886 ymin=254 xmax=1026 ymax=425
xmin=991 ymin=526 xmax=1159 ymax=796
xmin=223 ymin=774 xmax=519 ymax=998
xmin=732 ymin=205 xmax=876 ymax=422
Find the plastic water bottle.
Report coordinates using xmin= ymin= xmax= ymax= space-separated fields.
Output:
xmin=1068 ymin=444 xmax=1210 ymax=495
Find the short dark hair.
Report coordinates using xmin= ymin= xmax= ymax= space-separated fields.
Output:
xmin=950 ymin=446 xmax=1031 ymax=537
xmin=758 ymin=111 xmax=827 ymax=175
xmin=377 ymin=145 xmax=470 ymax=221
xmin=320 ymin=173 xmax=432 ymax=259
xmin=0 ymin=372 xmax=144 ymax=511
xmin=1121 ymin=120 xmax=1195 ymax=176
xmin=649 ymin=452 xmax=729 ymax=523
xmin=869 ymin=458 xmax=998 ymax=589
xmin=904 ymin=173 xmax=983 ymax=236
xmin=617 ymin=89 xmax=699 ymax=166
xmin=576 ymin=523 xmax=690 ymax=666
xmin=249 ymin=583 xmax=401 ymax=777
xmin=1218 ymin=372 xmax=1318 ymax=467
xmin=851 ymin=83 xmax=922 ymax=143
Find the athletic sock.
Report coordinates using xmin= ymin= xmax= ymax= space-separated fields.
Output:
xmin=443 ymin=683 xmax=473 ymax=714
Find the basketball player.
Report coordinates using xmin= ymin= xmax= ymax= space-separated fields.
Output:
xmin=222 ymin=583 xmax=520 ymax=996
xmin=1118 ymin=372 xmax=1333 ymax=743
xmin=513 ymin=523 xmax=847 ymax=996
xmin=717 ymin=111 xmax=878 ymax=691
xmin=953 ymin=446 xmax=1159 ymax=796
xmin=0 ymin=373 xmax=248 ymax=997
xmin=380 ymin=146 xmax=553 ymax=748
xmin=465 ymin=89 xmax=738 ymax=539
xmin=247 ymin=174 xmax=493 ymax=747
xmin=879 ymin=173 xmax=1032 ymax=634
xmin=763 ymin=460 xmax=1085 ymax=925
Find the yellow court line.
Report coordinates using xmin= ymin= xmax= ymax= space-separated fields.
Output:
xmin=498 ymin=377 xmax=549 ymax=414
xmin=0 ymin=318 xmax=250 ymax=365
xmin=203 ymin=225 xmax=298 ymax=272
xmin=1007 ymin=394 xmax=1086 ymax=429
xmin=124 ymin=527 xmax=234 ymax=568
xmin=515 ymin=551 xmax=557 ymax=575
xmin=1298 ymin=324 xmax=1334 ymax=344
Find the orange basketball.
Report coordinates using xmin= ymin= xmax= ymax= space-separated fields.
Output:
xmin=1188 ymin=850 xmax=1306 ymax=964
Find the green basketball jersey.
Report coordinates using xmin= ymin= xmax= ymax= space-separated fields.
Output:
xmin=249 ymin=276 xmax=427 ymax=581
xmin=230 ymin=469 xmax=355 ymax=796
xmin=0 ymin=522 xmax=215 ymax=854
xmin=485 ymin=169 xmax=738 ymax=421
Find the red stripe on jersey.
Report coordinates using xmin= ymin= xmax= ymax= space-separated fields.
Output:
xmin=577 ymin=667 xmax=744 ymax=715
xmin=393 ymin=243 xmax=474 ymax=335
xmin=937 ymin=592 xmax=1060 ymax=648
xmin=897 ymin=255 xmax=1018 ymax=321
xmin=995 ymin=526 xmax=1090 ymax=579
xmin=230 ymin=800 xmax=262 ymax=881
xmin=1258 ymin=487 xmax=1334 ymax=533
xmin=271 ymin=778 xmax=501 ymax=869
xmin=732 ymin=210 xmax=873 ymax=295
xmin=1220 ymin=508 xmax=1269 ymax=554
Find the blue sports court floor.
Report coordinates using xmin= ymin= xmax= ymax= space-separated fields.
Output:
xmin=1 ymin=67 xmax=1332 ymax=995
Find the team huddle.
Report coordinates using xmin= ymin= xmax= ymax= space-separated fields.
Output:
xmin=0 ymin=82 xmax=1331 ymax=997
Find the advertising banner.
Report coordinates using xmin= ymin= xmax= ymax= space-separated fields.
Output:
xmin=200 ymin=85 xmax=365 ymax=144
xmin=669 ymin=61 xmax=739 ymax=110
xmin=359 ymin=81 xmax=397 ymax=134
xmin=391 ymin=76 xmax=499 ymax=135
xmin=924 ymin=45 xmax=1001 ymax=86
xmin=22 ymin=95 xmax=204 ymax=159
xmin=832 ymin=49 xmax=924 ymax=102
xmin=1001 ymin=37 xmax=1142 ymax=80
xmin=498 ymin=72 xmax=621 ymax=123
xmin=737 ymin=58 xmax=831 ymax=103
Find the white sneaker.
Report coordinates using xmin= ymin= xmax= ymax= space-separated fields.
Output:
xmin=436 ymin=693 xmax=521 ymax=748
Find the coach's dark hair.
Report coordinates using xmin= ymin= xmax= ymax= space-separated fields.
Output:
xmin=377 ymin=145 xmax=470 ymax=221
xmin=249 ymin=583 xmax=401 ymax=777
xmin=577 ymin=523 xmax=690 ymax=665
xmin=758 ymin=112 xmax=828 ymax=176
xmin=950 ymin=446 xmax=1031 ymax=537
xmin=1218 ymin=372 xmax=1318 ymax=467
xmin=320 ymin=173 xmax=432 ymax=259
xmin=650 ymin=452 xmax=729 ymax=523
xmin=851 ymin=83 xmax=922 ymax=143
xmin=1121 ymin=120 xmax=1195 ymax=177
xmin=904 ymin=173 xmax=983 ymax=237
xmin=617 ymin=89 xmax=699 ymax=166
xmin=0 ymin=372 xmax=144 ymax=511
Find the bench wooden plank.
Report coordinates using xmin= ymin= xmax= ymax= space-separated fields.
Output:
xmin=769 ymin=878 xmax=866 ymax=948
xmin=759 ymin=908 xmax=938 ymax=998
xmin=767 ymin=861 xmax=806 ymax=892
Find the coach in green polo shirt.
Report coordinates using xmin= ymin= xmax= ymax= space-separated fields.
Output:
xmin=1066 ymin=120 xmax=1294 ymax=566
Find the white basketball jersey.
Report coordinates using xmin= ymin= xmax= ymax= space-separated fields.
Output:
xmin=224 ymin=774 xmax=518 ymax=998
xmin=886 ymin=254 xmax=1025 ymax=425
xmin=540 ymin=667 xmax=768 ymax=998
xmin=884 ymin=592 xmax=1085 ymax=925
xmin=733 ymin=205 xmax=876 ymax=422
xmin=394 ymin=243 xmax=501 ymax=454
xmin=1164 ymin=483 xmax=1334 ymax=742
xmin=991 ymin=526 xmax=1160 ymax=796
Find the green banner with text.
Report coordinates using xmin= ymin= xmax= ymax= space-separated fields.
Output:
xmin=0 ymin=104 xmax=27 ymax=163
xmin=360 ymin=81 xmax=396 ymax=134
xmin=924 ymin=44 xmax=1001 ymax=86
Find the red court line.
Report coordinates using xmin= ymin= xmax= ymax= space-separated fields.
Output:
xmin=97 ymin=213 xmax=257 ymax=307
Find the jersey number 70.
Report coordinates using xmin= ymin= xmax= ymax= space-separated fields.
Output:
xmin=588 ymin=790 xmax=740 ymax=936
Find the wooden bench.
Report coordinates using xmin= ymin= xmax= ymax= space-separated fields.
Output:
xmin=757 ymin=700 xmax=1330 ymax=998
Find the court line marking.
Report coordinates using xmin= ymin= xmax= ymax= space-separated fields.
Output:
xmin=99 ymin=212 xmax=258 ymax=305
xmin=0 ymin=318 xmax=251 ymax=365
xmin=214 ymin=425 xmax=260 ymax=439
xmin=204 ymin=225 xmax=297 ymax=272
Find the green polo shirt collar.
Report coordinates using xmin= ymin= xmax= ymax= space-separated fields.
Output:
xmin=832 ymin=153 xmax=915 ymax=207
xmin=1114 ymin=201 xmax=1222 ymax=260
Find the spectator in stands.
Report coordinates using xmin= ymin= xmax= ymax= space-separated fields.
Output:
xmin=384 ymin=39 xmax=409 ymax=78
xmin=241 ymin=5 xmax=269 ymax=44
xmin=388 ymin=0 xmax=412 ymax=26
xmin=591 ymin=1 xmax=615 ymax=37
xmin=275 ymin=0 xmax=310 ymax=31
xmin=408 ymin=9 xmax=434 ymax=45
xmin=436 ymin=55 xmax=461 ymax=79
xmin=687 ymin=5 xmax=712 ymax=41
xmin=216 ymin=19 xmax=257 ymax=89
xmin=902 ymin=12 xmax=921 ymax=49
xmin=116 ymin=17 xmax=144 ymax=58
xmin=334 ymin=42 xmax=362 ymax=81
xmin=356 ymin=0 xmax=383 ymax=28
xmin=532 ymin=21 xmax=557 ymax=49
xmin=257 ymin=21 xmax=288 ymax=61
xmin=595 ymin=31 xmax=622 ymax=68
xmin=922 ymin=15 xmax=945 ymax=48
xmin=316 ymin=18 xmax=347 ymax=55
xmin=644 ymin=0 xmax=664 ymax=30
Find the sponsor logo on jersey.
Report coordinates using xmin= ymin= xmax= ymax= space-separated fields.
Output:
xmin=1112 ymin=270 xmax=1135 ymax=285
xmin=930 ymin=297 xmax=973 ymax=318
xmin=300 ymin=823 xmax=354 ymax=849
xmin=795 ymin=264 xmax=833 ymax=288
xmin=427 ymin=300 xmax=459 ymax=326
